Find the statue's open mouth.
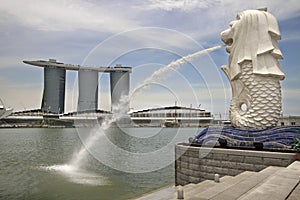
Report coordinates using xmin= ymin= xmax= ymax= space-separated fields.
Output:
xmin=221 ymin=29 xmax=233 ymax=53
xmin=224 ymin=38 xmax=233 ymax=52
xmin=225 ymin=38 xmax=233 ymax=46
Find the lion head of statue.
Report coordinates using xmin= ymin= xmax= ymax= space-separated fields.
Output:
xmin=221 ymin=9 xmax=285 ymax=81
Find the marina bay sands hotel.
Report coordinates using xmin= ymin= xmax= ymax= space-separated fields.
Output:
xmin=23 ymin=59 xmax=131 ymax=114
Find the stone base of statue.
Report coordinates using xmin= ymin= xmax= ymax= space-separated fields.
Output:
xmin=189 ymin=126 xmax=300 ymax=150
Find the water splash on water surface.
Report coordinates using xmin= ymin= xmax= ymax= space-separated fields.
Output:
xmin=39 ymin=164 xmax=109 ymax=186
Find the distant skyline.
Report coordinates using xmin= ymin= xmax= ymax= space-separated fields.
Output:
xmin=0 ymin=0 xmax=299 ymax=117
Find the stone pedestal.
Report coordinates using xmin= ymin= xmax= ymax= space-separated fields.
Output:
xmin=175 ymin=143 xmax=296 ymax=186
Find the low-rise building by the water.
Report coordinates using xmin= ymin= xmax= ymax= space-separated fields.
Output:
xmin=2 ymin=106 xmax=300 ymax=128
xmin=278 ymin=116 xmax=300 ymax=126
xmin=130 ymin=106 xmax=213 ymax=127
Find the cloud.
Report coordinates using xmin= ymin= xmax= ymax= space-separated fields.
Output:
xmin=0 ymin=79 xmax=43 ymax=111
xmin=80 ymin=27 xmax=205 ymax=67
xmin=282 ymin=88 xmax=300 ymax=115
xmin=0 ymin=0 xmax=139 ymax=32
xmin=136 ymin=0 xmax=300 ymax=42
xmin=143 ymin=0 xmax=220 ymax=11
xmin=282 ymin=88 xmax=300 ymax=100
xmin=219 ymin=0 xmax=300 ymax=21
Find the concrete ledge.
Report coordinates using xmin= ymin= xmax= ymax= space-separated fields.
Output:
xmin=175 ymin=144 xmax=296 ymax=185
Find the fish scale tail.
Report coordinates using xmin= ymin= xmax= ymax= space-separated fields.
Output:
xmin=230 ymin=62 xmax=282 ymax=129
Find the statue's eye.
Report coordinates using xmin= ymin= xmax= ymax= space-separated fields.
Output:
xmin=229 ymin=20 xmax=237 ymax=28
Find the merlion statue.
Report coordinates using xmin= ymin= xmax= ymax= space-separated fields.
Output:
xmin=221 ymin=8 xmax=285 ymax=129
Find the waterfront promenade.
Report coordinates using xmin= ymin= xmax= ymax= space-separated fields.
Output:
xmin=136 ymin=161 xmax=300 ymax=200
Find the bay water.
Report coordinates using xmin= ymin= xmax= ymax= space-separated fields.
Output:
xmin=0 ymin=127 xmax=201 ymax=200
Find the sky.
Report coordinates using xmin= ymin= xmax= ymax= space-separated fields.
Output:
xmin=0 ymin=0 xmax=300 ymax=118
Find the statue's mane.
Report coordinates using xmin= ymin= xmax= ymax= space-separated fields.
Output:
xmin=229 ymin=10 xmax=285 ymax=80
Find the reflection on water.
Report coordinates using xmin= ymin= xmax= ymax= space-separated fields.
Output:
xmin=0 ymin=127 xmax=200 ymax=200
xmin=39 ymin=164 xmax=109 ymax=186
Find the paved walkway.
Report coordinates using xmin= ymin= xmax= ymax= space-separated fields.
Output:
xmin=135 ymin=161 xmax=300 ymax=200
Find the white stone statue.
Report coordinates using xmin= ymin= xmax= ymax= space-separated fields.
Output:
xmin=221 ymin=8 xmax=285 ymax=129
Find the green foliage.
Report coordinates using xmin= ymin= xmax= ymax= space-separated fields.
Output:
xmin=291 ymin=138 xmax=300 ymax=152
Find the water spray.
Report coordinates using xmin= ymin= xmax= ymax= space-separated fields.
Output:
xmin=69 ymin=45 xmax=225 ymax=170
